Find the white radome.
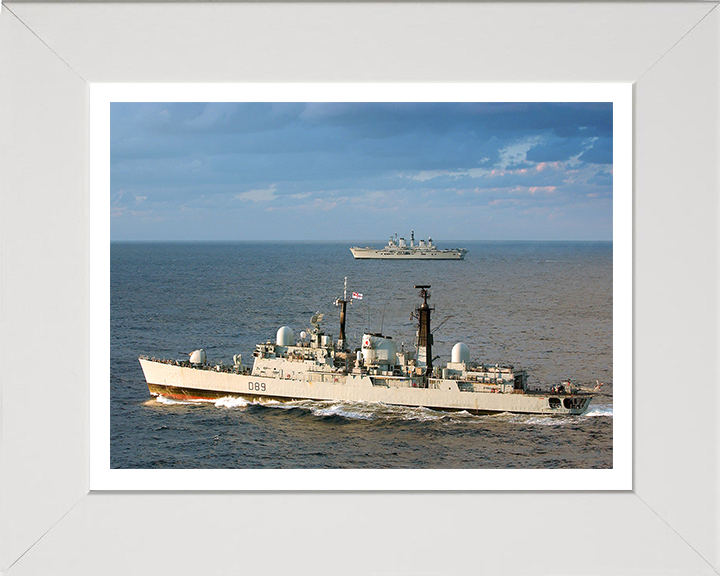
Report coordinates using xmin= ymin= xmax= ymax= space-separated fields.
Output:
xmin=276 ymin=326 xmax=294 ymax=346
xmin=361 ymin=334 xmax=398 ymax=366
xmin=452 ymin=342 xmax=470 ymax=364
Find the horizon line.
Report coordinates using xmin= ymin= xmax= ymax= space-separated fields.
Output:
xmin=110 ymin=238 xmax=613 ymax=244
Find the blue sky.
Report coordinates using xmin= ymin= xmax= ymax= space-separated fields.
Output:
xmin=111 ymin=102 xmax=613 ymax=242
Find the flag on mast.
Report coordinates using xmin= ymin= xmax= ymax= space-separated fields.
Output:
xmin=352 ymin=292 xmax=363 ymax=300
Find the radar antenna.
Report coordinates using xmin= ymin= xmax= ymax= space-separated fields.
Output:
xmin=310 ymin=312 xmax=324 ymax=331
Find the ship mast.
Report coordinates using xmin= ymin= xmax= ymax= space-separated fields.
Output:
xmin=415 ymin=285 xmax=434 ymax=378
xmin=335 ymin=277 xmax=349 ymax=351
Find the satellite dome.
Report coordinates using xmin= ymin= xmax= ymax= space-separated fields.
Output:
xmin=452 ymin=342 xmax=470 ymax=364
xmin=276 ymin=326 xmax=294 ymax=346
xmin=361 ymin=334 xmax=398 ymax=366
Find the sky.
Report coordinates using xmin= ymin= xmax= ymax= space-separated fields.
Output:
xmin=110 ymin=102 xmax=613 ymax=242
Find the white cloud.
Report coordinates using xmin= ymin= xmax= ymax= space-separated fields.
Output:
xmin=398 ymin=142 xmax=543 ymax=183
xmin=497 ymin=136 xmax=544 ymax=169
xmin=400 ymin=167 xmax=491 ymax=182
xmin=234 ymin=186 xmax=278 ymax=203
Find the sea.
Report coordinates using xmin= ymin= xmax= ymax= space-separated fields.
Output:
xmin=111 ymin=241 xmax=613 ymax=469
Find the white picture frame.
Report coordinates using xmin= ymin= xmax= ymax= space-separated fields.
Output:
xmin=1 ymin=2 xmax=718 ymax=574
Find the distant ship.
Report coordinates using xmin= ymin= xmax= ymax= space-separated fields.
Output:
xmin=139 ymin=282 xmax=592 ymax=415
xmin=350 ymin=231 xmax=468 ymax=260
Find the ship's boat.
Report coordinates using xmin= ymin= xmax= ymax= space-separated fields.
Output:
xmin=140 ymin=283 xmax=592 ymax=415
xmin=350 ymin=231 xmax=468 ymax=260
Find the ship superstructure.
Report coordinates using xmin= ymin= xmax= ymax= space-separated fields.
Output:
xmin=140 ymin=282 xmax=592 ymax=415
xmin=350 ymin=232 xmax=468 ymax=260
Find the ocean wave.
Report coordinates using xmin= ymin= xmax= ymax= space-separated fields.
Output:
xmin=584 ymin=405 xmax=613 ymax=417
xmin=307 ymin=402 xmax=376 ymax=421
xmin=214 ymin=396 xmax=250 ymax=409
xmin=153 ymin=393 xmax=612 ymax=424
xmin=258 ymin=398 xmax=454 ymax=423
xmin=512 ymin=415 xmax=576 ymax=426
xmin=383 ymin=404 xmax=455 ymax=422
xmin=266 ymin=399 xmax=379 ymax=421
xmin=153 ymin=395 xmax=209 ymax=406
xmin=494 ymin=405 xmax=613 ymax=426
xmin=153 ymin=394 xmax=250 ymax=409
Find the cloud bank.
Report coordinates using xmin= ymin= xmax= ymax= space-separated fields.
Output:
xmin=111 ymin=101 xmax=613 ymax=241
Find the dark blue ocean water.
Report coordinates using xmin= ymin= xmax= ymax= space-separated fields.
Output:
xmin=111 ymin=241 xmax=613 ymax=469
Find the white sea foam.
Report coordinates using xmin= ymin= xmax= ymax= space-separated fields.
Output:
xmin=153 ymin=394 xmax=252 ymax=409
xmin=263 ymin=398 xmax=444 ymax=422
xmin=518 ymin=415 xmax=575 ymax=426
xmin=391 ymin=405 xmax=447 ymax=422
xmin=585 ymin=405 xmax=613 ymax=417
xmin=214 ymin=396 xmax=250 ymax=408
xmin=267 ymin=399 xmax=314 ymax=411
xmin=346 ymin=401 xmax=445 ymax=422
xmin=153 ymin=392 xmax=613 ymax=425
xmin=505 ymin=408 xmax=613 ymax=426
xmin=309 ymin=403 xmax=376 ymax=421
xmin=154 ymin=395 xmax=209 ymax=406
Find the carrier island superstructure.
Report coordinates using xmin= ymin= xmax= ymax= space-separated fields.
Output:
xmin=139 ymin=284 xmax=592 ymax=415
xmin=350 ymin=232 xmax=468 ymax=260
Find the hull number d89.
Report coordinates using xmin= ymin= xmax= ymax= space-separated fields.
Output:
xmin=248 ymin=382 xmax=266 ymax=392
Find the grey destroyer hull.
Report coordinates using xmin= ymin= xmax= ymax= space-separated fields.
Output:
xmin=140 ymin=358 xmax=591 ymax=415
xmin=141 ymin=282 xmax=593 ymax=417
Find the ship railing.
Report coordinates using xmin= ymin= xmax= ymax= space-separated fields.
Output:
xmin=142 ymin=355 xmax=250 ymax=373
xmin=452 ymin=381 xmax=514 ymax=393
xmin=306 ymin=372 xmax=344 ymax=384
xmin=143 ymin=356 xmax=190 ymax=367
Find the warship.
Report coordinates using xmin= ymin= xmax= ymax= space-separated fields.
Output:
xmin=350 ymin=232 xmax=468 ymax=260
xmin=139 ymin=282 xmax=592 ymax=415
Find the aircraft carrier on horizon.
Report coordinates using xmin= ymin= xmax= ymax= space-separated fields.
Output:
xmin=350 ymin=232 xmax=468 ymax=260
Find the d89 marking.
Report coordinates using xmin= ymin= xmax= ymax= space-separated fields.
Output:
xmin=248 ymin=382 xmax=267 ymax=392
